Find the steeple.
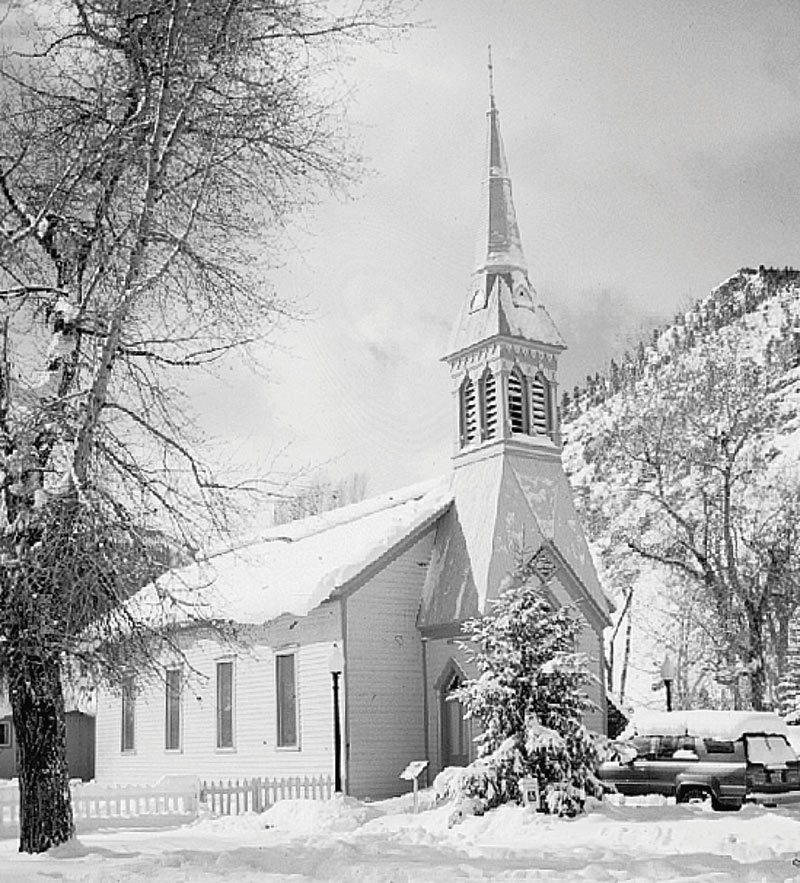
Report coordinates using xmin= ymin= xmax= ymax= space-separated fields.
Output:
xmin=419 ymin=65 xmax=613 ymax=740
xmin=444 ymin=58 xmax=565 ymax=455
xmin=479 ymin=47 xmax=526 ymax=274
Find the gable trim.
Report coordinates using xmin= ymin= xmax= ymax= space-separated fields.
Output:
xmin=332 ymin=503 xmax=452 ymax=602
xmin=542 ymin=540 xmax=613 ymax=631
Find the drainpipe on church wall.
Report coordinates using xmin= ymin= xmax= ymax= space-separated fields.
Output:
xmin=421 ymin=635 xmax=430 ymax=788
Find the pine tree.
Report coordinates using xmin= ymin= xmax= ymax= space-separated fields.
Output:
xmin=454 ymin=551 xmax=606 ymax=817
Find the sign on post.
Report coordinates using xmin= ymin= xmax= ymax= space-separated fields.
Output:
xmin=399 ymin=760 xmax=429 ymax=814
xmin=519 ymin=776 xmax=540 ymax=810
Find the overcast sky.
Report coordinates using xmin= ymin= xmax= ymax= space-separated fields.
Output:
xmin=196 ymin=1 xmax=800 ymax=500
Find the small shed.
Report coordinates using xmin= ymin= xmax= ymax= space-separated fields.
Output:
xmin=0 ymin=711 xmax=95 ymax=782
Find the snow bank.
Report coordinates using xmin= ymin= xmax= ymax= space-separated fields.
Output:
xmin=261 ymin=795 xmax=381 ymax=834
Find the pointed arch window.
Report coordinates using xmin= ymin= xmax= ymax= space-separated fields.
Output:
xmin=529 ymin=373 xmax=551 ymax=436
xmin=479 ymin=369 xmax=498 ymax=440
xmin=459 ymin=376 xmax=478 ymax=447
xmin=507 ymin=368 xmax=528 ymax=434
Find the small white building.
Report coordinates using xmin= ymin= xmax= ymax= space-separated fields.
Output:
xmin=94 ymin=87 xmax=614 ymax=798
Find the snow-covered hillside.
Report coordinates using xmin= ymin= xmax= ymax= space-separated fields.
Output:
xmin=561 ymin=267 xmax=800 ymax=712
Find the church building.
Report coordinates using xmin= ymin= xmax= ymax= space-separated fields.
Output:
xmin=93 ymin=86 xmax=614 ymax=799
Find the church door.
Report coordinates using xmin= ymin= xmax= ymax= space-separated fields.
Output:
xmin=440 ymin=669 xmax=470 ymax=768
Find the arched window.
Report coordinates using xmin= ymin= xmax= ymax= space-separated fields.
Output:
xmin=529 ymin=373 xmax=551 ymax=436
xmin=507 ymin=368 xmax=528 ymax=434
xmin=460 ymin=376 xmax=478 ymax=447
xmin=479 ymin=369 xmax=498 ymax=440
xmin=436 ymin=659 xmax=470 ymax=768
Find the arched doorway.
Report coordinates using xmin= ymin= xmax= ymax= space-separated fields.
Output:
xmin=439 ymin=663 xmax=470 ymax=768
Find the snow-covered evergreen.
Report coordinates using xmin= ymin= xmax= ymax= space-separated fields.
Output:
xmin=447 ymin=551 xmax=606 ymax=817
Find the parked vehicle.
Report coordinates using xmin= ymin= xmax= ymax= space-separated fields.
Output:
xmin=599 ymin=710 xmax=800 ymax=811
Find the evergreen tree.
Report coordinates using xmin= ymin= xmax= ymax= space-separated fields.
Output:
xmin=454 ymin=550 xmax=606 ymax=817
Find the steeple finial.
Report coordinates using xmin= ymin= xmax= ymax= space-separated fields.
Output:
xmin=488 ymin=44 xmax=495 ymax=107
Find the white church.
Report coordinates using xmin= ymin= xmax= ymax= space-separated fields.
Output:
xmin=93 ymin=86 xmax=614 ymax=799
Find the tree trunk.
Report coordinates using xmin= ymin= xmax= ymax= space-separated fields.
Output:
xmin=10 ymin=657 xmax=74 ymax=853
xmin=619 ymin=596 xmax=635 ymax=704
xmin=744 ymin=600 xmax=767 ymax=711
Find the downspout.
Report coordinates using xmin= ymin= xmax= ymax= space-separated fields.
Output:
xmin=421 ymin=634 xmax=430 ymax=787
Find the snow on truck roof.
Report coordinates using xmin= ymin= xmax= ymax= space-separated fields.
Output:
xmin=622 ymin=710 xmax=790 ymax=741
xmin=128 ymin=477 xmax=453 ymax=627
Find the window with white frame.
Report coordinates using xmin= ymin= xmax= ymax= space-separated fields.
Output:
xmin=0 ymin=720 xmax=11 ymax=748
xmin=216 ymin=660 xmax=234 ymax=749
xmin=121 ymin=675 xmax=135 ymax=752
xmin=165 ymin=668 xmax=182 ymax=751
xmin=275 ymin=652 xmax=298 ymax=748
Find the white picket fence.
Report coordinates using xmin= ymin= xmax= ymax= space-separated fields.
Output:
xmin=200 ymin=774 xmax=334 ymax=815
xmin=0 ymin=777 xmax=199 ymax=838
xmin=0 ymin=773 xmax=333 ymax=838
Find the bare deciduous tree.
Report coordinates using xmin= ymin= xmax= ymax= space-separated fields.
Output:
xmin=273 ymin=470 xmax=368 ymax=524
xmin=0 ymin=0 xmax=410 ymax=853
xmin=590 ymin=328 xmax=800 ymax=712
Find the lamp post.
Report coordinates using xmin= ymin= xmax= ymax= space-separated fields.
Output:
xmin=661 ymin=654 xmax=676 ymax=712
xmin=328 ymin=644 xmax=344 ymax=793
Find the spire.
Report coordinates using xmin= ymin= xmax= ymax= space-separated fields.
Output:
xmin=446 ymin=55 xmax=564 ymax=359
xmin=478 ymin=46 xmax=526 ymax=273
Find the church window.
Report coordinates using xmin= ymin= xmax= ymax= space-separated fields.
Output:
xmin=276 ymin=652 xmax=298 ymax=748
xmin=165 ymin=667 xmax=182 ymax=751
xmin=529 ymin=373 xmax=550 ymax=436
xmin=216 ymin=660 xmax=234 ymax=749
xmin=507 ymin=368 xmax=528 ymax=434
xmin=479 ymin=369 xmax=498 ymax=440
xmin=121 ymin=675 xmax=136 ymax=752
xmin=459 ymin=377 xmax=478 ymax=447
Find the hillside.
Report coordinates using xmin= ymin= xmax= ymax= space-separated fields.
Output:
xmin=561 ymin=267 xmax=800 ymax=713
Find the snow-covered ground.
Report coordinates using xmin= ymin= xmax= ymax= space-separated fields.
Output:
xmin=4 ymin=792 xmax=800 ymax=882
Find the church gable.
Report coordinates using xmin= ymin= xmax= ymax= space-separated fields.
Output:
xmin=420 ymin=454 xmax=612 ymax=632
xmin=508 ymin=459 xmax=611 ymax=620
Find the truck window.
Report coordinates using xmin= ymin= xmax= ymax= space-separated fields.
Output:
xmin=745 ymin=735 xmax=796 ymax=766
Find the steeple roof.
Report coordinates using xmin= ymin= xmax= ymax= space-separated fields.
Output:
xmin=446 ymin=77 xmax=564 ymax=359
xmin=477 ymin=86 xmax=526 ymax=273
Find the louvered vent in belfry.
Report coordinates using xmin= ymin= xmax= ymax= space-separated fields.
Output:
xmin=530 ymin=374 xmax=549 ymax=435
xmin=480 ymin=370 xmax=498 ymax=439
xmin=460 ymin=377 xmax=478 ymax=447
xmin=508 ymin=369 xmax=527 ymax=434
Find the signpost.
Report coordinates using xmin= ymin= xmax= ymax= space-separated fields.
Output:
xmin=399 ymin=760 xmax=429 ymax=814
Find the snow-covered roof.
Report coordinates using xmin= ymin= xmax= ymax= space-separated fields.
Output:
xmin=130 ymin=477 xmax=453 ymax=626
xmin=622 ymin=710 xmax=791 ymax=741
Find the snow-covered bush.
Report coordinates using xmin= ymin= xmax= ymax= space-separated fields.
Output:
xmin=452 ymin=552 xmax=608 ymax=817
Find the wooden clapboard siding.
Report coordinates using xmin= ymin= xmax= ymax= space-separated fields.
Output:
xmin=344 ymin=530 xmax=435 ymax=799
xmin=95 ymin=604 xmax=341 ymax=785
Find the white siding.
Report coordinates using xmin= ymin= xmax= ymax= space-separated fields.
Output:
xmin=344 ymin=531 xmax=434 ymax=799
xmin=95 ymin=605 xmax=340 ymax=785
